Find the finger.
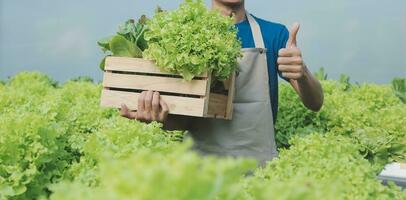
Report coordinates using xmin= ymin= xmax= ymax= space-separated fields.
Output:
xmin=151 ymin=92 xmax=160 ymax=120
xmin=281 ymin=72 xmax=302 ymax=80
xmin=277 ymin=57 xmax=303 ymax=65
xmin=138 ymin=91 xmax=146 ymax=113
xmin=278 ymin=65 xmax=302 ymax=73
xmin=278 ymin=48 xmax=301 ymax=57
xmin=144 ymin=90 xmax=153 ymax=112
xmin=287 ymin=22 xmax=300 ymax=48
xmin=159 ymin=99 xmax=169 ymax=121
xmin=120 ymin=104 xmax=137 ymax=119
xmin=120 ymin=104 xmax=129 ymax=117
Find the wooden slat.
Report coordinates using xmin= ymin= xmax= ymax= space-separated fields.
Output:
xmin=224 ymin=72 xmax=236 ymax=120
xmin=103 ymin=72 xmax=208 ymax=96
xmin=201 ymin=74 xmax=212 ymax=116
xmin=205 ymin=72 xmax=235 ymax=120
xmin=105 ymin=57 xmax=208 ymax=78
xmin=100 ymin=89 xmax=206 ymax=117
xmin=207 ymin=93 xmax=228 ymax=118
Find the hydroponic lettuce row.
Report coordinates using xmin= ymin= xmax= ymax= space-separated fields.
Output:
xmin=276 ymin=71 xmax=406 ymax=167
xmin=0 ymin=72 xmax=182 ymax=199
xmin=246 ymin=134 xmax=405 ymax=200
xmin=1 ymin=71 xmax=406 ymax=199
xmin=143 ymin=0 xmax=242 ymax=81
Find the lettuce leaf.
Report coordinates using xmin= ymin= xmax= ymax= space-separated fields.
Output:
xmin=97 ymin=18 xmax=147 ymax=70
xmin=109 ymin=35 xmax=142 ymax=57
xmin=143 ymin=0 xmax=241 ymax=81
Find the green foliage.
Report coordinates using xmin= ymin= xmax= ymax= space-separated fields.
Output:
xmin=275 ymin=83 xmax=328 ymax=148
xmin=392 ymin=77 xmax=406 ymax=103
xmin=314 ymin=67 xmax=328 ymax=80
xmin=117 ymin=18 xmax=148 ymax=51
xmin=339 ymin=74 xmax=351 ymax=91
xmin=276 ymin=79 xmax=406 ymax=166
xmin=1 ymin=72 xmax=406 ymax=199
xmin=243 ymin=134 xmax=406 ymax=200
xmin=0 ymin=112 xmax=67 ymax=199
xmin=50 ymin=143 xmax=256 ymax=200
xmin=143 ymin=0 xmax=241 ymax=81
xmin=70 ymin=76 xmax=94 ymax=83
xmin=0 ymin=73 xmax=66 ymax=199
xmin=63 ymin=118 xmax=181 ymax=186
xmin=325 ymin=83 xmax=406 ymax=165
xmin=0 ymin=72 xmax=181 ymax=199
xmin=97 ymin=18 xmax=147 ymax=70
xmin=109 ymin=35 xmax=142 ymax=57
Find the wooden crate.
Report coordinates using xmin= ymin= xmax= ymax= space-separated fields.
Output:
xmin=100 ymin=57 xmax=235 ymax=120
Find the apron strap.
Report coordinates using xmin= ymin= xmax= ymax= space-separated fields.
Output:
xmin=246 ymin=12 xmax=265 ymax=49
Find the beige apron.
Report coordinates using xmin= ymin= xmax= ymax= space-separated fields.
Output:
xmin=189 ymin=13 xmax=277 ymax=166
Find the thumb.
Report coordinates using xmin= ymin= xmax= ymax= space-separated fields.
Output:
xmin=287 ymin=22 xmax=300 ymax=48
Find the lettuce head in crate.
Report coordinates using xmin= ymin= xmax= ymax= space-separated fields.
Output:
xmin=143 ymin=0 xmax=242 ymax=81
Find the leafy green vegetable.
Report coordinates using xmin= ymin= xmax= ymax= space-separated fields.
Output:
xmin=109 ymin=35 xmax=142 ymax=57
xmin=392 ymin=77 xmax=406 ymax=103
xmin=50 ymin=143 xmax=256 ymax=200
xmin=99 ymin=56 xmax=107 ymax=71
xmin=96 ymin=36 xmax=113 ymax=52
xmin=143 ymin=0 xmax=242 ymax=81
xmin=243 ymin=134 xmax=406 ymax=200
xmin=2 ymin=71 xmax=406 ymax=199
xmin=97 ymin=18 xmax=147 ymax=70
xmin=276 ymin=74 xmax=406 ymax=165
xmin=0 ymin=72 xmax=182 ymax=199
xmin=314 ymin=67 xmax=328 ymax=80
xmin=117 ymin=19 xmax=148 ymax=51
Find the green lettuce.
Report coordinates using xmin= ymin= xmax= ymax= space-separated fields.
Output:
xmin=2 ymin=72 xmax=406 ymax=199
xmin=392 ymin=77 xmax=406 ymax=103
xmin=97 ymin=18 xmax=147 ymax=70
xmin=143 ymin=0 xmax=241 ymax=81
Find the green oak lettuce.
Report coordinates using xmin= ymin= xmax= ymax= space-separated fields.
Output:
xmin=143 ymin=0 xmax=242 ymax=81
xmin=243 ymin=134 xmax=406 ymax=200
xmin=2 ymin=72 xmax=406 ymax=199
xmin=50 ymin=144 xmax=256 ymax=200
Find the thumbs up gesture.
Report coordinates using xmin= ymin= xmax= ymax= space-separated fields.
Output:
xmin=277 ymin=23 xmax=306 ymax=80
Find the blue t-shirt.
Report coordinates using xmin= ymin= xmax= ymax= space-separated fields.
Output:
xmin=235 ymin=15 xmax=289 ymax=123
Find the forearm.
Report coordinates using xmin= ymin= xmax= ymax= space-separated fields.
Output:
xmin=294 ymin=65 xmax=324 ymax=111
xmin=277 ymin=22 xmax=324 ymax=111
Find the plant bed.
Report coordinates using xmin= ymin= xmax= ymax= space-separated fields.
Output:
xmin=100 ymin=56 xmax=235 ymax=119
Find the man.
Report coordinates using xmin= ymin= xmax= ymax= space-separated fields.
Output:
xmin=121 ymin=0 xmax=323 ymax=165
